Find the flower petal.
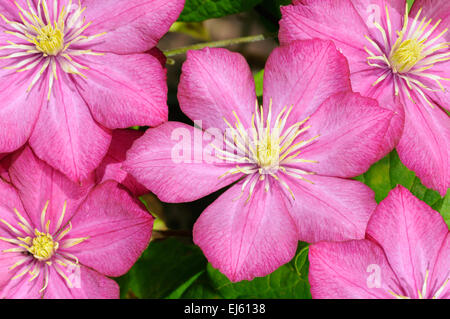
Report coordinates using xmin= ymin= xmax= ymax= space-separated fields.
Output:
xmin=396 ymin=91 xmax=449 ymax=196
xmin=28 ymin=76 xmax=112 ymax=182
xmin=0 ymin=70 xmax=44 ymax=153
xmin=411 ymin=0 xmax=450 ymax=40
xmin=309 ymin=240 xmax=398 ymax=299
xmin=178 ymin=48 xmax=257 ymax=131
xmin=298 ymin=92 xmax=398 ymax=177
xmin=279 ymin=0 xmax=405 ymax=70
xmin=8 ymin=147 xmax=95 ymax=233
xmin=43 ymin=265 xmax=119 ymax=299
xmin=287 ymin=174 xmax=376 ymax=243
xmin=124 ymin=122 xmax=241 ymax=203
xmin=429 ymin=234 xmax=449 ymax=299
xmin=0 ymin=180 xmax=30 ymax=290
xmin=0 ymin=263 xmax=44 ymax=299
xmin=75 ymin=53 xmax=168 ymax=129
xmin=263 ymin=40 xmax=351 ymax=126
xmin=81 ymin=0 xmax=185 ymax=54
xmin=193 ymin=179 xmax=298 ymax=282
xmin=65 ymin=181 xmax=153 ymax=277
xmin=96 ymin=129 xmax=147 ymax=197
xmin=366 ymin=186 xmax=449 ymax=298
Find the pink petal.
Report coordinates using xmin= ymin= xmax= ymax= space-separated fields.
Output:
xmin=0 ymin=263 xmax=44 ymax=299
xmin=124 ymin=122 xmax=241 ymax=203
xmin=178 ymin=48 xmax=257 ymax=131
xmin=0 ymin=180 xmax=30 ymax=290
xmin=8 ymin=147 xmax=94 ymax=233
xmin=81 ymin=0 xmax=185 ymax=54
xmin=396 ymin=91 xmax=449 ymax=196
xmin=43 ymin=265 xmax=119 ymax=299
xmin=28 ymin=77 xmax=112 ymax=182
xmin=193 ymin=179 xmax=298 ymax=282
xmin=309 ymin=240 xmax=399 ymax=299
xmin=0 ymin=69 xmax=43 ymax=153
xmin=65 ymin=181 xmax=153 ymax=277
xmin=298 ymin=92 xmax=398 ymax=178
xmin=366 ymin=186 xmax=449 ymax=298
xmin=411 ymin=0 xmax=450 ymax=36
xmin=287 ymin=174 xmax=376 ymax=243
xmin=96 ymin=129 xmax=148 ymax=197
xmin=263 ymin=40 xmax=351 ymax=127
xmin=279 ymin=0 xmax=405 ymax=71
xmin=429 ymin=234 xmax=449 ymax=299
xmin=75 ymin=53 xmax=168 ymax=129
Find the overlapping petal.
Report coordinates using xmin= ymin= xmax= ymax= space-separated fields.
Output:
xmin=28 ymin=77 xmax=112 ymax=182
xmin=366 ymin=186 xmax=449 ymax=297
xmin=96 ymin=130 xmax=147 ymax=197
xmin=8 ymin=147 xmax=95 ymax=235
xmin=298 ymin=92 xmax=397 ymax=177
xmin=75 ymin=53 xmax=168 ymax=129
xmin=66 ymin=181 xmax=153 ymax=277
xmin=287 ymin=174 xmax=376 ymax=243
xmin=81 ymin=0 xmax=185 ymax=54
xmin=263 ymin=40 xmax=351 ymax=126
xmin=309 ymin=240 xmax=398 ymax=299
xmin=396 ymin=91 xmax=449 ymax=197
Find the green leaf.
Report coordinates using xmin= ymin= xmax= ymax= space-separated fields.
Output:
xmin=359 ymin=150 xmax=448 ymax=227
xmin=128 ymin=238 xmax=207 ymax=298
xmin=205 ymin=242 xmax=311 ymax=299
xmin=440 ymin=192 xmax=450 ymax=228
xmin=254 ymin=69 xmax=264 ymax=97
xmin=179 ymin=0 xmax=264 ymax=22
xmin=181 ymin=272 xmax=224 ymax=299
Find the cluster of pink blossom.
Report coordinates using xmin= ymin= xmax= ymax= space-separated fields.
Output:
xmin=0 ymin=0 xmax=447 ymax=299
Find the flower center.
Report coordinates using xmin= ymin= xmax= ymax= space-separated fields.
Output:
xmin=27 ymin=231 xmax=59 ymax=261
xmin=388 ymin=270 xmax=449 ymax=299
xmin=390 ymin=38 xmax=424 ymax=73
xmin=0 ymin=0 xmax=106 ymax=99
xmin=216 ymin=100 xmax=318 ymax=201
xmin=363 ymin=4 xmax=450 ymax=107
xmin=0 ymin=201 xmax=89 ymax=293
xmin=33 ymin=23 xmax=64 ymax=56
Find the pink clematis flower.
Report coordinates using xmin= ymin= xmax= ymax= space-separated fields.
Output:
xmin=280 ymin=0 xmax=450 ymax=196
xmin=0 ymin=0 xmax=185 ymax=181
xmin=124 ymin=40 xmax=400 ymax=282
xmin=309 ymin=185 xmax=449 ymax=299
xmin=0 ymin=147 xmax=153 ymax=298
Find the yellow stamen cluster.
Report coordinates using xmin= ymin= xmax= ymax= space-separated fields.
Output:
xmin=27 ymin=230 xmax=59 ymax=261
xmin=390 ymin=39 xmax=424 ymax=73
xmin=32 ymin=23 xmax=64 ymax=56
xmin=0 ymin=200 xmax=89 ymax=293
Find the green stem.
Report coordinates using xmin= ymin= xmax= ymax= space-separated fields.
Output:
xmin=163 ymin=33 xmax=277 ymax=57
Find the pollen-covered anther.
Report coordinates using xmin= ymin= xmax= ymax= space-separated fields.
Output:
xmin=27 ymin=230 xmax=59 ymax=261
xmin=390 ymin=38 xmax=424 ymax=73
xmin=33 ymin=23 xmax=65 ymax=56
